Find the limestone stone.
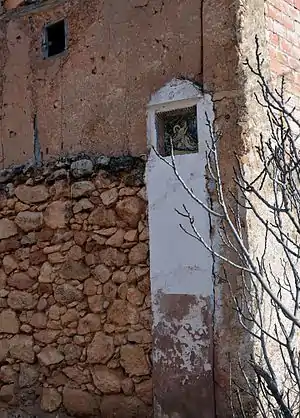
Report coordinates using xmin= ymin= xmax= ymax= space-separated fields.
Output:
xmin=0 ymin=365 xmax=17 ymax=383
xmin=0 ymin=310 xmax=19 ymax=334
xmin=54 ymin=284 xmax=83 ymax=304
xmin=0 ymin=270 xmax=7 ymax=289
xmin=9 ymin=335 xmax=35 ymax=363
xmin=112 ymin=270 xmax=127 ymax=284
xmin=38 ymin=346 xmax=64 ymax=366
xmin=15 ymin=211 xmax=43 ymax=232
xmin=38 ymin=262 xmax=53 ymax=283
xmin=63 ymin=366 xmax=90 ymax=384
xmin=88 ymin=294 xmax=105 ymax=313
xmin=41 ymin=388 xmax=62 ymax=413
xmin=37 ymin=297 xmax=47 ymax=311
xmin=0 ymin=219 xmax=17 ymax=239
xmin=0 ymin=384 xmax=14 ymax=403
xmin=116 ymin=197 xmax=146 ymax=228
xmin=128 ymin=243 xmax=148 ymax=265
xmin=121 ymin=378 xmax=134 ymax=396
xmin=63 ymin=387 xmax=99 ymax=416
xmin=71 ymin=181 xmax=95 ymax=198
xmin=99 ymin=248 xmax=127 ymax=267
xmin=44 ymin=201 xmax=72 ymax=229
xmin=7 ymin=290 xmax=35 ymax=310
xmin=120 ymin=344 xmax=150 ymax=376
xmin=63 ymin=343 xmax=82 ymax=364
xmin=118 ymin=283 xmax=129 ymax=300
xmin=100 ymin=394 xmax=151 ymax=418
xmin=7 ymin=272 xmax=34 ymax=290
xmin=74 ymin=230 xmax=88 ymax=246
xmin=88 ymin=206 xmax=116 ymax=228
xmin=100 ymin=188 xmax=118 ymax=206
xmin=93 ymin=264 xmax=111 ymax=283
xmin=48 ymin=305 xmax=61 ymax=320
xmin=71 ymin=159 xmax=94 ymax=178
xmin=73 ymin=198 xmax=94 ymax=214
xmin=106 ymin=229 xmax=125 ymax=247
xmin=33 ymin=330 xmax=60 ymax=344
xmin=0 ymin=339 xmax=9 ymax=362
xmin=128 ymin=330 xmax=152 ymax=344
xmin=135 ymin=379 xmax=153 ymax=405
xmin=127 ymin=288 xmax=145 ymax=306
xmin=15 ymin=184 xmax=49 ymax=204
xmin=2 ymin=255 xmax=18 ymax=274
xmin=139 ymin=227 xmax=149 ymax=241
xmin=78 ymin=313 xmax=102 ymax=335
xmin=87 ymin=332 xmax=114 ymax=364
xmin=137 ymin=276 xmax=150 ymax=294
xmin=61 ymin=309 xmax=78 ymax=326
xmin=119 ymin=187 xmax=137 ymax=197
xmin=107 ymin=300 xmax=139 ymax=326
xmin=83 ymin=278 xmax=97 ymax=296
xmin=92 ymin=365 xmax=122 ymax=393
xmin=19 ymin=363 xmax=39 ymax=388
xmin=124 ymin=230 xmax=138 ymax=242
xmin=30 ymin=312 xmax=47 ymax=329
xmin=59 ymin=260 xmax=89 ymax=281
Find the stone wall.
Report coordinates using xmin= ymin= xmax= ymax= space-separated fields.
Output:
xmin=0 ymin=155 xmax=152 ymax=418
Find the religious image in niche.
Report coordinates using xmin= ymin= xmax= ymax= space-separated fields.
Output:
xmin=159 ymin=106 xmax=198 ymax=156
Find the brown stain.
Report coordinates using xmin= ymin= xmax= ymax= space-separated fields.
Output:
xmin=153 ymin=293 xmax=215 ymax=418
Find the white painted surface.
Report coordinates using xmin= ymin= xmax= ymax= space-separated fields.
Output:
xmin=146 ymin=80 xmax=214 ymax=297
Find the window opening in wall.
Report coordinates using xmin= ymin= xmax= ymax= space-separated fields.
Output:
xmin=156 ymin=105 xmax=198 ymax=156
xmin=44 ymin=19 xmax=66 ymax=58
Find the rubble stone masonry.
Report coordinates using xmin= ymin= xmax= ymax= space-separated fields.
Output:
xmin=0 ymin=154 xmax=152 ymax=418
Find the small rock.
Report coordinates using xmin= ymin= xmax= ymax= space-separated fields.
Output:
xmin=38 ymin=261 xmax=53 ymax=283
xmin=19 ymin=363 xmax=39 ymax=388
xmin=112 ymin=270 xmax=127 ymax=284
xmin=63 ymin=387 xmax=98 ymax=416
xmin=2 ymin=255 xmax=18 ymax=274
xmin=120 ymin=344 xmax=150 ymax=376
xmin=59 ymin=260 xmax=90 ymax=281
xmin=54 ymin=284 xmax=83 ymax=304
xmin=127 ymin=288 xmax=145 ymax=306
xmin=106 ymin=229 xmax=125 ymax=247
xmin=33 ymin=330 xmax=60 ymax=344
xmin=15 ymin=211 xmax=43 ymax=232
xmin=128 ymin=243 xmax=148 ymax=265
xmin=61 ymin=309 xmax=78 ymax=326
xmin=73 ymin=198 xmax=94 ymax=213
xmin=88 ymin=295 xmax=105 ymax=313
xmin=44 ymin=201 xmax=72 ymax=229
xmin=92 ymin=365 xmax=122 ymax=393
xmin=107 ymin=300 xmax=139 ymax=326
xmin=135 ymin=379 xmax=153 ymax=405
xmin=9 ymin=335 xmax=35 ymax=363
xmin=100 ymin=394 xmax=151 ymax=418
xmin=7 ymin=272 xmax=34 ymax=290
xmin=124 ymin=230 xmax=138 ymax=242
xmin=128 ymin=330 xmax=152 ymax=344
xmin=71 ymin=181 xmax=95 ymax=199
xmin=87 ymin=332 xmax=114 ymax=364
xmin=7 ymin=290 xmax=35 ymax=310
xmin=88 ymin=206 xmax=116 ymax=228
xmin=0 ymin=339 xmax=9 ymax=362
xmin=37 ymin=346 xmax=64 ymax=366
xmin=0 ymin=384 xmax=14 ymax=403
xmin=100 ymin=188 xmax=118 ymax=206
xmin=0 ymin=365 xmax=16 ymax=383
xmin=30 ymin=312 xmax=47 ymax=329
xmin=121 ymin=378 xmax=134 ymax=395
xmin=78 ymin=313 xmax=102 ymax=335
xmin=0 ymin=219 xmax=17 ymax=239
xmin=15 ymin=184 xmax=49 ymax=204
xmin=93 ymin=264 xmax=111 ymax=283
xmin=83 ymin=278 xmax=97 ymax=296
xmin=98 ymin=247 xmax=127 ymax=267
xmin=116 ymin=197 xmax=146 ymax=227
xmin=0 ymin=310 xmax=19 ymax=334
xmin=41 ymin=387 xmax=62 ymax=412
xmin=71 ymin=159 xmax=94 ymax=178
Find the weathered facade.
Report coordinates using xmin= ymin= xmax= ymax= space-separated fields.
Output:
xmin=0 ymin=0 xmax=299 ymax=417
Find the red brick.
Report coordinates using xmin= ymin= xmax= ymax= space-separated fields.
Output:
xmin=269 ymin=31 xmax=280 ymax=45
xmin=295 ymin=0 xmax=300 ymax=9
xmin=280 ymin=38 xmax=293 ymax=54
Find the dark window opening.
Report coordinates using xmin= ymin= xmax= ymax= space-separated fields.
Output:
xmin=45 ymin=20 xmax=66 ymax=58
xmin=156 ymin=106 xmax=198 ymax=157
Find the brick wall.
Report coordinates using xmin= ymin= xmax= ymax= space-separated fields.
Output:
xmin=266 ymin=0 xmax=300 ymax=99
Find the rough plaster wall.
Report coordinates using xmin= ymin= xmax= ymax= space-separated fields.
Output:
xmin=146 ymin=84 xmax=215 ymax=417
xmin=0 ymin=0 xmax=203 ymax=167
